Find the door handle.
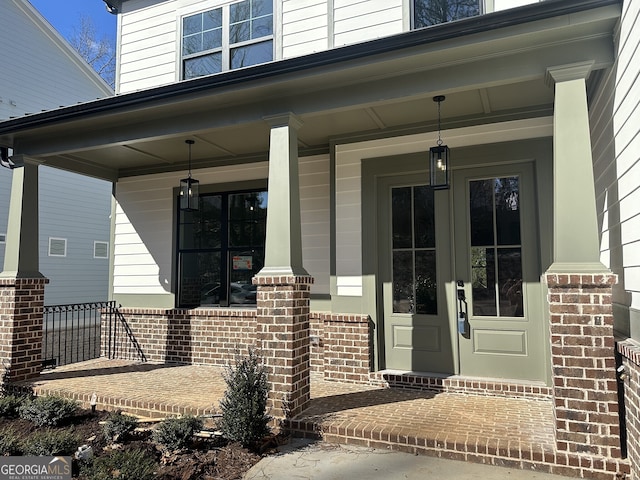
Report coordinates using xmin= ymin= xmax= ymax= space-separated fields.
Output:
xmin=456 ymin=280 xmax=470 ymax=338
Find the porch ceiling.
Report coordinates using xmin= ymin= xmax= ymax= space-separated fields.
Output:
xmin=0 ymin=1 xmax=620 ymax=182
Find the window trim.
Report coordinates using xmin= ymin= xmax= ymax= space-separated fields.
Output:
xmin=93 ymin=241 xmax=109 ymax=259
xmin=179 ymin=0 xmax=275 ymax=80
xmin=0 ymin=233 xmax=6 ymax=244
xmin=48 ymin=237 xmax=67 ymax=257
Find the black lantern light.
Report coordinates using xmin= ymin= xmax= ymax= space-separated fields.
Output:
xmin=179 ymin=139 xmax=199 ymax=211
xmin=430 ymin=95 xmax=450 ymax=189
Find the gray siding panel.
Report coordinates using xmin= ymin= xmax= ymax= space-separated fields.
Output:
xmin=38 ymin=167 xmax=112 ymax=305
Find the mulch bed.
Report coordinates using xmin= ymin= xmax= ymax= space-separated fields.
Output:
xmin=0 ymin=408 xmax=272 ymax=479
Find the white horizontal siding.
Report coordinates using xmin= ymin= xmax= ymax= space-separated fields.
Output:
xmin=282 ymin=0 xmax=328 ymax=58
xmin=118 ymin=0 xmax=179 ymax=93
xmin=593 ymin=0 xmax=640 ymax=334
xmin=334 ymin=149 xmax=363 ymax=281
xmin=616 ymin=0 xmax=640 ymax=301
xmin=492 ymin=0 xmax=540 ymax=12
xmin=299 ymin=155 xmax=330 ymax=295
xmin=334 ymin=0 xmax=403 ymax=47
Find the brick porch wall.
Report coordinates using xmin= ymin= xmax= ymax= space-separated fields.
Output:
xmin=0 ymin=277 xmax=48 ymax=382
xmin=618 ymin=339 xmax=640 ymax=480
xmin=546 ymin=273 xmax=622 ymax=459
xmin=101 ymin=307 xmax=258 ymax=365
xmin=100 ymin=307 xmax=371 ymax=379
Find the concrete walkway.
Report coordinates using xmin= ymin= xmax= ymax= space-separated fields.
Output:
xmin=244 ymin=438 xmax=572 ymax=480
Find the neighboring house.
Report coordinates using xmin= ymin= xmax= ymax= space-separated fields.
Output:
xmin=1 ymin=0 xmax=639 ymax=478
xmin=0 ymin=0 xmax=113 ymax=306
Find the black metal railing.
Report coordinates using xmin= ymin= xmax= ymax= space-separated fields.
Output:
xmin=42 ymin=301 xmax=116 ymax=368
xmin=106 ymin=306 xmax=147 ymax=363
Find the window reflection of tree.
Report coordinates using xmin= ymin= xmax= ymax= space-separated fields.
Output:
xmin=414 ymin=0 xmax=480 ymax=28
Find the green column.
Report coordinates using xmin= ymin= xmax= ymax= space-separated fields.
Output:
xmin=258 ymin=113 xmax=309 ymax=277
xmin=1 ymin=156 xmax=44 ymax=278
xmin=545 ymin=62 xmax=608 ymax=273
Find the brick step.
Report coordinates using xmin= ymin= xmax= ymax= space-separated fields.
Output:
xmin=30 ymin=386 xmax=216 ymax=419
xmin=288 ymin=419 xmax=630 ymax=480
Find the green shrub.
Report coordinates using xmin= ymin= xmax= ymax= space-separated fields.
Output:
xmin=0 ymin=427 xmax=22 ymax=455
xmin=103 ymin=411 xmax=139 ymax=442
xmin=152 ymin=415 xmax=203 ymax=451
xmin=22 ymin=428 xmax=79 ymax=456
xmin=219 ymin=348 xmax=271 ymax=447
xmin=18 ymin=395 xmax=78 ymax=427
xmin=0 ymin=395 xmax=25 ymax=418
xmin=80 ymin=449 xmax=157 ymax=480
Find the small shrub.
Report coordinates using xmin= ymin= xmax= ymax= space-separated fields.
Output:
xmin=0 ymin=427 xmax=22 ymax=455
xmin=80 ymin=449 xmax=157 ymax=480
xmin=219 ymin=348 xmax=271 ymax=447
xmin=0 ymin=363 xmax=11 ymax=396
xmin=18 ymin=395 xmax=78 ymax=427
xmin=0 ymin=395 xmax=25 ymax=418
xmin=152 ymin=415 xmax=203 ymax=451
xmin=103 ymin=411 xmax=139 ymax=442
xmin=22 ymin=428 xmax=79 ymax=456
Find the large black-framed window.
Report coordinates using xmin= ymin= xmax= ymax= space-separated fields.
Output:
xmin=181 ymin=0 xmax=274 ymax=80
xmin=177 ymin=189 xmax=267 ymax=307
xmin=412 ymin=0 xmax=481 ymax=29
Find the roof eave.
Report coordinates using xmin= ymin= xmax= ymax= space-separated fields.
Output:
xmin=0 ymin=0 xmax=621 ymax=138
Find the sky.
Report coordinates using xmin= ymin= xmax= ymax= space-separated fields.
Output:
xmin=29 ymin=0 xmax=117 ymax=44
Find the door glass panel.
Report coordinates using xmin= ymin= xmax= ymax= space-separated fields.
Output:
xmin=393 ymin=251 xmax=413 ymax=313
xmin=392 ymin=187 xmax=412 ymax=249
xmin=471 ymin=247 xmax=496 ymax=316
xmin=497 ymin=248 xmax=523 ymax=316
xmin=469 ymin=179 xmax=494 ymax=246
xmin=469 ymin=177 xmax=523 ymax=317
xmin=495 ymin=177 xmax=521 ymax=245
xmin=414 ymin=185 xmax=435 ymax=248
xmin=415 ymin=251 xmax=437 ymax=314
xmin=391 ymin=185 xmax=437 ymax=314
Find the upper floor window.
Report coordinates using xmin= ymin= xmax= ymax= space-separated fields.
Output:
xmin=413 ymin=0 xmax=480 ymax=29
xmin=182 ymin=0 xmax=273 ymax=80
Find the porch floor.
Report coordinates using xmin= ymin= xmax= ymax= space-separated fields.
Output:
xmin=20 ymin=358 xmax=571 ymax=475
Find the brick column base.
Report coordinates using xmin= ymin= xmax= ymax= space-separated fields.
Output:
xmin=546 ymin=273 xmax=621 ymax=458
xmin=254 ymin=275 xmax=313 ymax=420
xmin=0 ymin=277 xmax=48 ymax=382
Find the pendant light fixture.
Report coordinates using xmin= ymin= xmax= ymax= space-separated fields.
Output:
xmin=179 ymin=139 xmax=199 ymax=211
xmin=430 ymin=95 xmax=450 ymax=190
